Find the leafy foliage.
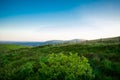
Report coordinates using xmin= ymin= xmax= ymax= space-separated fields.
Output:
xmin=39 ymin=53 xmax=94 ymax=80
xmin=0 ymin=52 xmax=93 ymax=80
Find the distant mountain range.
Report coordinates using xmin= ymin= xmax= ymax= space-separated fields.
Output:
xmin=0 ymin=39 xmax=85 ymax=46
xmin=1 ymin=36 xmax=119 ymax=46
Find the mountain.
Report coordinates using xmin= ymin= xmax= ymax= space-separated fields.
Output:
xmin=0 ymin=39 xmax=84 ymax=46
xmin=0 ymin=41 xmax=43 ymax=46
xmin=0 ymin=36 xmax=119 ymax=46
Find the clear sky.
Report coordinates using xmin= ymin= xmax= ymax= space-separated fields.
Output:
xmin=0 ymin=0 xmax=120 ymax=41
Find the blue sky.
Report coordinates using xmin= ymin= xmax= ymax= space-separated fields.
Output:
xmin=0 ymin=0 xmax=120 ymax=41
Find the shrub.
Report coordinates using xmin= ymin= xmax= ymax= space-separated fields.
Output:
xmin=39 ymin=53 xmax=94 ymax=80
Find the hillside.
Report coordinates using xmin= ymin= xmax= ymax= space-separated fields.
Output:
xmin=0 ymin=36 xmax=120 ymax=80
xmin=81 ymin=36 xmax=120 ymax=45
xmin=0 ymin=44 xmax=29 ymax=53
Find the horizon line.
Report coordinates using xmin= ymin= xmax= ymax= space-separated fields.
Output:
xmin=0 ymin=36 xmax=119 ymax=42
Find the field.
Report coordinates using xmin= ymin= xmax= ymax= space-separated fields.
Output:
xmin=0 ymin=37 xmax=120 ymax=80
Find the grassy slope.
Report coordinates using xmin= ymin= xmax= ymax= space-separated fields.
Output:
xmin=83 ymin=36 xmax=120 ymax=45
xmin=0 ymin=44 xmax=30 ymax=53
xmin=0 ymin=36 xmax=120 ymax=80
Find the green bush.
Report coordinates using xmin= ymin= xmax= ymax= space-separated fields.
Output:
xmin=39 ymin=53 xmax=94 ymax=80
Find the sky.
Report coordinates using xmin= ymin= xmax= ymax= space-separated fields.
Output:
xmin=0 ymin=0 xmax=120 ymax=41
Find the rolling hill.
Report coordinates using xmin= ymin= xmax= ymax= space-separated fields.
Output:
xmin=0 ymin=39 xmax=84 ymax=46
xmin=0 ymin=36 xmax=120 ymax=80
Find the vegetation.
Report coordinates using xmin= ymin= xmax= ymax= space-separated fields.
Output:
xmin=39 ymin=53 xmax=93 ymax=80
xmin=0 ymin=44 xmax=28 ymax=53
xmin=0 ymin=37 xmax=120 ymax=80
